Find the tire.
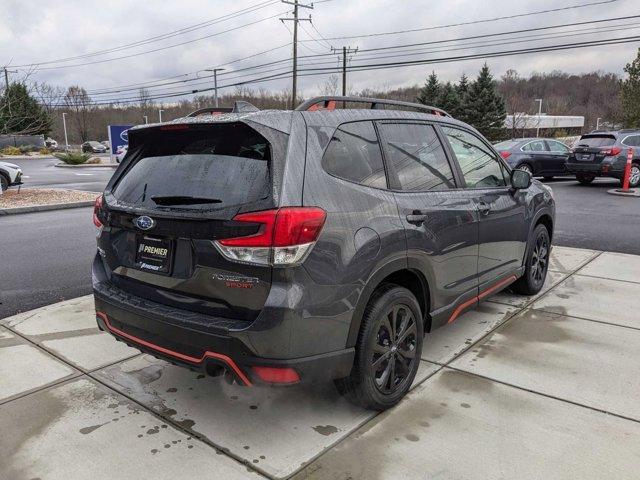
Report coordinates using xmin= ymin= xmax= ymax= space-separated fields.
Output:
xmin=623 ymin=163 xmax=640 ymax=188
xmin=517 ymin=164 xmax=533 ymax=175
xmin=0 ymin=174 xmax=8 ymax=192
xmin=543 ymin=176 xmax=554 ymax=181
xmin=336 ymin=284 xmax=424 ymax=410
xmin=576 ymin=173 xmax=595 ymax=185
xmin=511 ymin=224 xmax=551 ymax=296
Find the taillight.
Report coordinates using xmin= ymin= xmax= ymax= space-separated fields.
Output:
xmin=93 ymin=195 xmax=104 ymax=228
xmin=214 ymin=207 xmax=326 ymax=266
xmin=601 ymin=146 xmax=621 ymax=156
xmin=499 ymin=151 xmax=511 ymax=159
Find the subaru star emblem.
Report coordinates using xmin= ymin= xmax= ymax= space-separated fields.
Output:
xmin=134 ymin=215 xmax=155 ymax=230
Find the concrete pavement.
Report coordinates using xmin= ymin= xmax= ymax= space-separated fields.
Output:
xmin=1 ymin=246 xmax=639 ymax=479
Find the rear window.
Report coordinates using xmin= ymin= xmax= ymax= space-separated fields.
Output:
xmin=577 ymin=135 xmax=616 ymax=147
xmin=113 ymin=123 xmax=271 ymax=211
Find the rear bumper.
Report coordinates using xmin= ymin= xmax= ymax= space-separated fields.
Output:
xmin=566 ymin=161 xmax=625 ymax=177
xmin=93 ymin=260 xmax=355 ymax=386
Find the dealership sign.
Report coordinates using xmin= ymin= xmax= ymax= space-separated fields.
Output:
xmin=107 ymin=124 xmax=133 ymax=163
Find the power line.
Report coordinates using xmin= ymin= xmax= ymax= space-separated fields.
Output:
xmin=85 ymin=16 xmax=640 ymax=98
xmin=296 ymin=0 xmax=621 ymax=42
xmin=280 ymin=0 xmax=314 ymax=106
xmin=10 ymin=1 xmax=280 ymax=68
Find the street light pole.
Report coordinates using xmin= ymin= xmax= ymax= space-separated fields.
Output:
xmin=535 ymin=98 xmax=543 ymax=138
xmin=62 ymin=112 xmax=69 ymax=151
xmin=158 ymin=109 xmax=164 ymax=122
xmin=596 ymin=117 xmax=602 ymax=130
xmin=205 ymin=68 xmax=225 ymax=107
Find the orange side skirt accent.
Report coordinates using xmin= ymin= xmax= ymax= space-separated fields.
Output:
xmin=447 ymin=275 xmax=517 ymax=324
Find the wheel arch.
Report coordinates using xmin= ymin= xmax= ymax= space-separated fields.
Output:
xmin=346 ymin=262 xmax=431 ymax=348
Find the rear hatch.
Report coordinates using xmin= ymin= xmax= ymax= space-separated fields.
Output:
xmin=97 ymin=121 xmax=287 ymax=323
xmin=570 ymin=134 xmax=617 ymax=164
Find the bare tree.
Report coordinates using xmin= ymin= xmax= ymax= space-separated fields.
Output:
xmin=64 ymin=86 xmax=92 ymax=142
xmin=318 ymin=74 xmax=339 ymax=96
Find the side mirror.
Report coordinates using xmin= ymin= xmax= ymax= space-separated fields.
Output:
xmin=511 ymin=169 xmax=532 ymax=190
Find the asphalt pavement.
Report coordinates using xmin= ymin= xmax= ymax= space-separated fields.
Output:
xmin=0 ymin=207 xmax=96 ymax=318
xmin=8 ymin=156 xmax=115 ymax=192
xmin=546 ymin=176 xmax=640 ymax=255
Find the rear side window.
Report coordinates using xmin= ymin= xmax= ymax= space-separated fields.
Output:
xmin=378 ymin=123 xmax=455 ymax=191
xmin=113 ymin=123 xmax=272 ymax=211
xmin=521 ymin=140 xmax=546 ymax=152
xmin=442 ymin=126 xmax=508 ymax=188
xmin=322 ymin=121 xmax=386 ymax=189
xmin=547 ymin=140 xmax=569 ymax=153
xmin=622 ymin=135 xmax=640 ymax=147
xmin=577 ymin=135 xmax=616 ymax=147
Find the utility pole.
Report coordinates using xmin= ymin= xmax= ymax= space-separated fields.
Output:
xmin=205 ymin=68 xmax=226 ymax=107
xmin=62 ymin=112 xmax=69 ymax=151
xmin=331 ymin=46 xmax=358 ymax=96
xmin=158 ymin=109 xmax=164 ymax=122
xmin=280 ymin=0 xmax=313 ymax=108
xmin=3 ymin=67 xmax=17 ymax=92
xmin=535 ymin=98 xmax=543 ymax=138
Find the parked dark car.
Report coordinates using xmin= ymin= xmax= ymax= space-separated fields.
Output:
xmin=494 ymin=138 xmax=570 ymax=180
xmin=92 ymin=97 xmax=555 ymax=410
xmin=82 ymin=141 xmax=107 ymax=153
xmin=566 ymin=130 xmax=640 ymax=187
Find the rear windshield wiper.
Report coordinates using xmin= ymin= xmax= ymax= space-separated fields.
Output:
xmin=151 ymin=195 xmax=222 ymax=206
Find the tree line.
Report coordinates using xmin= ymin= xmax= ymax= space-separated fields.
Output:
xmin=3 ymin=48 xmax=640 ymax=145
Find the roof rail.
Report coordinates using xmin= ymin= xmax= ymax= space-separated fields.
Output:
xmin=187 ymin=101 xmax=260 ymax=117
xmin=295 ymin=96 xmax=451 ymax=117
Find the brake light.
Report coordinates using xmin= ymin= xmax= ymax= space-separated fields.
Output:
xmin=214 ymin=207 xmax=326 ymax=266
xmin=93 ymin=195 xmax=104 ymax=228
xmin=601 ymin=146 xmax=621 ymax=156
xmin=499 ymin=151 xmax=511 ymax=159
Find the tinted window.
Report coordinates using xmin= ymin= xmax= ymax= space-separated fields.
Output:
xmin=521 ymin=140 xmax=546 ymax=152
xmin=622 ymin=135 xmax=640 ymax=147
xmin=577 ymin=135 xmax=616 ymax=147
xmin=547 ymin=140 xmax=569 ymax=153
xmin=442 ymin=126 xmax=507 ymax=188
xmin=322 ymin=121 xmax=386 ymax=188
xmin=378 ymin=123 xmax=454 ymax=191
xmin=113 ymin=123 xmax=272 ymax=211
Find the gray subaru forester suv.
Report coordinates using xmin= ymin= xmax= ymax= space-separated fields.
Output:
xmin=92 ymin=96 xmax=555 ymax=410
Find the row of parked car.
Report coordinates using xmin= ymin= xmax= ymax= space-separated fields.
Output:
xmin=494 ymin=129 xmax=640 ymax=188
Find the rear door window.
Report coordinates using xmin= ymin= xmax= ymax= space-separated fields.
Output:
xmin=622 ymin=135 xmax=640 ymax=147
xmin=521 ymin=140 xmax=546 ymax=152
xmin=577 ymin=135 xmax=616 ymax=147
xmin=546 ymin=140 xmax=569 ymax=153
xmin=112 ymin=123 xmax=272 ymax=211
xmin=377 ymin=123 xmax=455 ymax=191
xmin=322 ymin=121 xmax=387 ymax=188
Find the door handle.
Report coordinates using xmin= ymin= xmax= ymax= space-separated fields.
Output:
xmin=406 ymin=210 xmax=428 ymax=225
xmin=477 ymin=202 xmax=491 ymax=215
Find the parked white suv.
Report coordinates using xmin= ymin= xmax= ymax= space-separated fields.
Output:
xmin=0 ymin=161 xmax=23 ymax=191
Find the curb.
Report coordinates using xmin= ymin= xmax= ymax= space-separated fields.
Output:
xmin=607 ymin=188 xmax=640 ymax=197
xmin=0 ymin=200 xmax=95 ymax=215
xmin=54 ymin=162 xmax=118 ymax=169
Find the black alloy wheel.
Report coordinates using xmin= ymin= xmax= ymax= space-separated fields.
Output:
xmin=336 ymin=284 xmax=423 ymax=410
xmin=512 ymin=224 xmax=551 ymax=295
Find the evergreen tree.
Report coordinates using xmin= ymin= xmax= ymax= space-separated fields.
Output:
xmin=620 ymin=48 xmax=640 ymax=128
xmin=417 ymin=71 xmax=441 ymax=106
xmin=0 ymin=83 xmax=52 ymax=135
xmin=465 ymin=64 xmax=506 ymax=140
xmin=455 ymin=73 xmax=470 ymax=121
xmin=437 ymin=82 xmax=460 ymax=116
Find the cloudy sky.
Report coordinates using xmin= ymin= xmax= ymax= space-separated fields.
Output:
xmin=1 ymin=0 xmax=638 ymax=104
